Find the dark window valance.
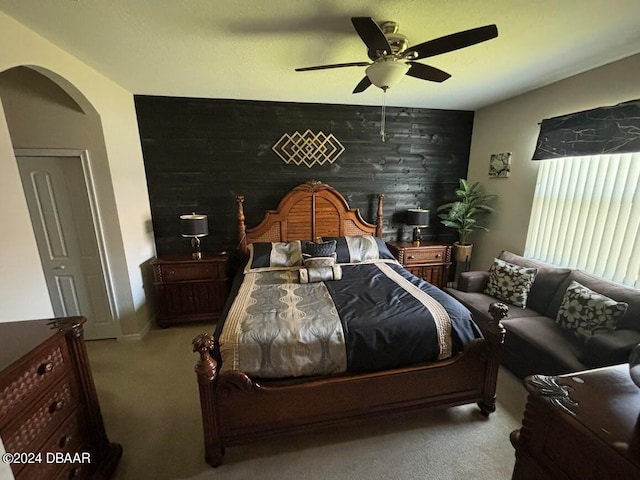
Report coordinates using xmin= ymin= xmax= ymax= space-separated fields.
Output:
xmin=532 ymin=99 xmax=640 ymax=160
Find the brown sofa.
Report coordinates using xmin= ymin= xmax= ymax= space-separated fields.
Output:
xmin=446 ymin=251 xmax=640 ymax=378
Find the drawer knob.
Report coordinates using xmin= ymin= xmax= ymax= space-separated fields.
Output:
xmin=168 ymin=270 xmax=175 ymax=275
xmin=435 ymin=254 xmax=441 ymax=258
xmin=59 ymin=434 xmax=73 ymax=448
xmin=49 ymin=399 xmax=65 ymax=413
xmin=38 ymin=362 xmax=54 ymax=375
xmin=408 ymin=255 xmax=415 ymax=259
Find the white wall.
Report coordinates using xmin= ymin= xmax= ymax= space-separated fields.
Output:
xmin=0 ymin=95 xmax=53 ymax=320
xmin=0 ymin=12 xmax=155 ymax=336
xmin=467 ymin=53 xmax=640 ymax=270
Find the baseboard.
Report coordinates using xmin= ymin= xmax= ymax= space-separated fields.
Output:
xmin=117 ymin=319 xmax=152 ymax=342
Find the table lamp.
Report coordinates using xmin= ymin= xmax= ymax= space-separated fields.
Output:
xmin=407 ymin=208 xmax=430 ymax=245
xmin=180 ymin=213 xmax=209 ymax=259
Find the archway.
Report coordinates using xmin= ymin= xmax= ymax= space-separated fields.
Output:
xmin=0 ymin=65 xmax=121 ymax=339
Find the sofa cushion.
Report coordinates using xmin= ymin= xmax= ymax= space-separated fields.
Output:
xmin=498 ymin=251 xmax=572 ymax=316
xmin=484 ymin=258 xmax=538 ymax=308
xmin=555 ymin=280 xmax=628 ymax=339
xmin=445 ymin=289 xmax=540 ymax=332
xmin=582 ymin=329 xmax=640 ymax=368
xmin=501 ymin=316 xmax=586 ymax=378
xmin=551 ymin=270 xmax=640 ymax=331
xmin=456 ymin=271 xmax=489 ymax=293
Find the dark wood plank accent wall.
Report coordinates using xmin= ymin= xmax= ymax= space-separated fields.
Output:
xmin=134 ymin=95 xmax=473 ymax=257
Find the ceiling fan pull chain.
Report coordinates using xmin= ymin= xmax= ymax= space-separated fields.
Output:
xmin=380 ymin=89 xmax=387 ymax=142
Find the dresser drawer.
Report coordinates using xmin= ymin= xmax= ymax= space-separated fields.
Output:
xmin=3 ymin=376 xmax=78 ymax=459
xmin=54 ymin=463 xmax=89 ymax=480
xmin=402 ymin=246 xmax=448 ymax=265
xmin=16 ymin=410 xmax=84 ymax=480
xmin=0 ymin=337 xmax=70 ymax=428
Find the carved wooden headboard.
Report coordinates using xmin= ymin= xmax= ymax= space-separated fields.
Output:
xmin=236 ymin=180 xmax=384 ymax=255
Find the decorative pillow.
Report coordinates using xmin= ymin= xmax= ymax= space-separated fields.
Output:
xmin=484 ymin=258 xmax=538 ymax=308
xmin=303 ymin=256 xmax=336 ymax=268
xmin=302 ymin=240 xmax=337 ymax=258
xmin=245 ymin=241 xmax=303 ymax=272
xmin=321 ymin=236 xmax=395 ymax=263
xmin=299 ymin=265 xmax=343 ymax=283
xmin=555 ymin=280 xmax=628 ymax=339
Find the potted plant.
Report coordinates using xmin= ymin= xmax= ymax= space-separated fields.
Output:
xmin=437 ymin=179 xmax=497 ymax=262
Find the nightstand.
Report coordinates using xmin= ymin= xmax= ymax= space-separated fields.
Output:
xmin=386 ymin=242 xmax=452 ymax=289
xmin=151 ymin=254 xmax=229 ymax=327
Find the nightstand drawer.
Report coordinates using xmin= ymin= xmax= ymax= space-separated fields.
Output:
xmin=403 ymin=246 xmax=447 ymax=265
xmin=158 ymin=262 xmax=223 ymax=282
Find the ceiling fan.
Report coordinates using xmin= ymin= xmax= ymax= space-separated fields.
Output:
xmin=295 ymin=18 xmax=498 ymax=93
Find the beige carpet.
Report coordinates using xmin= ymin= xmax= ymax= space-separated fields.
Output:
xmin=86 ymin=324 xmax=527 ymax=480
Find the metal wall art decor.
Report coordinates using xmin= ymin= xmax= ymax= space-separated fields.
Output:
xmin=489 ymin=152 xmax=512 ymax=178
xmin=272 ymin=129 xmax=345 ymax=168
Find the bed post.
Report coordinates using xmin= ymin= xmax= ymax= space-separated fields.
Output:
xmin=478 ymin=302 xmax=507 ymax=416
xmin=192 ymin=334 xmax=225 ymax=467
xmin=376 ymin=193 xmax=384 ymax=237
xmin=236 ymin=195 xmax=247 ymax=255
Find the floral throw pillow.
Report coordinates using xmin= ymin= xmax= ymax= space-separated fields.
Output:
xmin=555 ymin=280 xmax=628 ymax=339
xmin=484 ymin=258 xmax=538 ymax=308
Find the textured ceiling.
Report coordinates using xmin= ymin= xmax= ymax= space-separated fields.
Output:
xmin=2 ymin=0 xmax=640 ymax=110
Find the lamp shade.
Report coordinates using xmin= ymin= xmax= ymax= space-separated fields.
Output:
xmin=406 ymin=208 xmax=430 ymax=227
xmin=180 ymin=213 xmax=209 ymax=237
xmin=366 ymin=60 xmax=410 ymax=89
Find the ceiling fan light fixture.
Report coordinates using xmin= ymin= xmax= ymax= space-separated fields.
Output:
xmin=365 ymin=60 xmax=410 ymax=90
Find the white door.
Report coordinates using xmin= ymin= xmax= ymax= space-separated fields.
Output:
xmin=17 ymin=154 xmax=118 ymax=339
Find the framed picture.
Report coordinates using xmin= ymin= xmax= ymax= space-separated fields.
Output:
xmin=489 ymin=152 xmax=512 ymax=178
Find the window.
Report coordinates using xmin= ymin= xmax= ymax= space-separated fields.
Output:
xmin=524 ymin=153 xmax=640 ymax=288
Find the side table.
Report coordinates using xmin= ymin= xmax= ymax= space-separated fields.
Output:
xmin=386 ymin=241 xmax=451 ymax=289
xmin=151 ymin=254 xmax=229 ymax=327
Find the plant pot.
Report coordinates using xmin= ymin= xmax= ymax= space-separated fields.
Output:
xmin=453 ymin=242 xmax=473 ymax=263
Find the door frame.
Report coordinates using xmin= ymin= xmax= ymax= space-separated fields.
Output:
xmin=14 ymin=147 xmax=118 ymax=324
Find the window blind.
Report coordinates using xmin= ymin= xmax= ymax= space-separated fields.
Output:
xmin=525 ymin=153 xmax=640 ymax=288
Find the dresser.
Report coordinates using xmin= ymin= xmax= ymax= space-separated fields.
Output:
xmin=0 ymin=317 xmax=121 ymax=480
xmin=386 ymin=242 xmax=452 ymax=289
xmin=511 ymin=365 xmax=640 ymax=479
xmin=151 ymin=254 xmax=229 ymax=327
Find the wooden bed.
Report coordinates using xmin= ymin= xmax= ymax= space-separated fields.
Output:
xmin=192 ymin=180 xmax=507 ymax=467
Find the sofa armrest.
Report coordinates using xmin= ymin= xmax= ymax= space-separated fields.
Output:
xmin=456 ymin=271 xmax=490 ymax=293
xmin=581 ymin=329 xmax=640 ymax=368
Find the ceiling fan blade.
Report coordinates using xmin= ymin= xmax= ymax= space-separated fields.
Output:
xmin=352 ymin=76 xmax=372 ymax=94
xmin=407 ymin=62 xmax=451 ymax=83
xmin=351 ymin=17 xmax=392 ymax=57
xmin=408 ymin=24 xmax=498 ymax=60
xmin=295 ymin=61 xmax=370 ymax=72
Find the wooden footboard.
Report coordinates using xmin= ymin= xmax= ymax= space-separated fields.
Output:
xmin=192 ymin=302 xmax=507 ymax=467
